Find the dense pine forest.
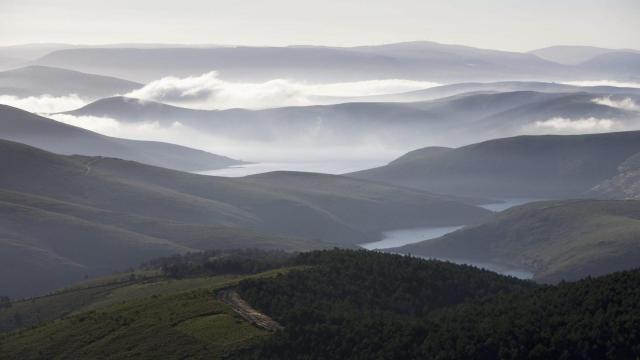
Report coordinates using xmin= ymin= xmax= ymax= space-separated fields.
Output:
xmin=237 ymin=250 xmax=640 ymax=359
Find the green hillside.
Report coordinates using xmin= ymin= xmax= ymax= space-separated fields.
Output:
xmin=392 ymin=199 xmax=640 ymax=282
xmin=2 ymin=249 xmax=639 ymax=359
xmin=239 ymin=250 xmax=640 ymax=359
xmin=0 ymin=105 xmax=244 ymax=172
xmin=0 ymin=139 xmax=489 ymax=297
xmin=0 ymin=267 xmax=291 ymax=359
xmin=350 ymin=131 xmax=640 ymax=198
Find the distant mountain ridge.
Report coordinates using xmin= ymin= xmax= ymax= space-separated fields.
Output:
xmin=350 ymin=131 xmax=640 ymax=199
xmin=33 ymin=41 xmax=575 ymax=83
xmin=390 ymin=199 xmax=640 ymax=283
xmin=530 ymin=45 xmax=640 ymax=65
xmin=65 ymin=90 xmax=640 ymax=150
xmin=0 ymin=104 xmax=244 ymax=171
xmin=0 ymin=139 xmax=489 ymax=297
xmin=0 ymin=65 xmax=142 ymax=98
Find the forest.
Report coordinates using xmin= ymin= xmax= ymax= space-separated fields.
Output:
xmin=237 ymin=250 xmax=640 ymax=359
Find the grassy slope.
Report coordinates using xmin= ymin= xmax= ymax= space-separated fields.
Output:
xmin=392 ymin=200 xmax=640 ymax=282
xmin=0 ymin=139 xmax=490 ymax=297
xmin=0 ymin=269 xmax=294 ymax=359
xmin=0 ymin=139 xmax=489 ymax=246
xmin=0 ymin=188 xmax=323 ymax=298
xmin=0 ymin=65 xmax=141 ymax=98
xmin=350 ymin=131 xmax=640 ymax=198
xmin=0 ymin=105 xmax=243 ymax=171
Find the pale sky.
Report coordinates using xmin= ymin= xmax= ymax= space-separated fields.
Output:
xmin=0 ymin=0 xmax=638 ymax=51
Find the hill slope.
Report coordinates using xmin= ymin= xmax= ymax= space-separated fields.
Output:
xmin=342 ymin=80 xmax=640 ymax=103
xmin=530 ymin=45 xmax=640 ymax=65
xmin=391 ymin=200 xmax=640 ymax=282
xmin=350 ymin=131 xmax=640 ymax=198
xmin=2 ymin=249 xmax=639 ymax=359
xmin=0 ymin=267 xmax=291 ymax=359
xmin=0 ymin=65 xmax=142 ymax=98
xmin=34 ymin=41 xmax=571 ymax=83
xmin=65 ymin=90 xmax=639 ymax=150
xmin=0 ymin=140 xmax=489 ymax=296
xmin=0 ymin=105 xmax=244 ymax=171
xmin=577 ymin=52 xmax=640 ymax=78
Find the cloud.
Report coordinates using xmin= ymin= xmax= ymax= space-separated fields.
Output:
xmin=49 ymin=114 xmax=186 ymax=137
xmin=0 ymin=94 xmax=88 ymax=113
xmin=563 ymin=80 xmax=640 ymax=88
xmin=123 ymin=71 xmax=439 ymax=110
xmin=530 ymin=117 xmax=618 ymax=133
xmin=592 ymin=96 xmax=640 ymax=111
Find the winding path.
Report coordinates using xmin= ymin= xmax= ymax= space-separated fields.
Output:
xmin=217 ymin=289 xmax=283 ymax=332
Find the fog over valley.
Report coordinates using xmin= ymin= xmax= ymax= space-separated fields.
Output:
xmin=1 ymin=0 xmax=640 ymax=358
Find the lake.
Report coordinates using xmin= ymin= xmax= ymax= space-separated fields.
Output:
xmin=479 ymin=198 xmax=543 ymax=212
xmin=359 ymin=198 xmax=539 ymax=279
xmin=197 ymin=159 xmax=387 ymax=177
xmin=360 ymin=226 xmax=464 ymax=250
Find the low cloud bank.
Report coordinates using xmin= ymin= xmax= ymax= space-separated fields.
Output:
xmin=592 ymin=96 xmax=640 ymax=111
xmin=563 ymin=80 xmax=640 ymax=88
xmin=124 ymin=71 xmax=439 ymax=110
xmin=0 ymin=94 xmax=88 ymax=113
xmin=530 ymin=117 xmax=618 ymax=134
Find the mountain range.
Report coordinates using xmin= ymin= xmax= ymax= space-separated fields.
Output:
xmin=390 ymin=199 xmax=640 ymax=283
xmin=530 ymin=45 xmax=640 ymax=65
xmin=63 ymin=90 xmax=640 ymax=150
xmin=350 ymin=130 xmax=640 ymax=199
xmin=0 ymin=65 xmax=141 ymax=98
xmin=0 ymin=105 xmax=243 ymax=171
xmin=0 ymin=138 xmax=489 ymax=297
xmin=24 ymin=41 xmax=637 ymax=83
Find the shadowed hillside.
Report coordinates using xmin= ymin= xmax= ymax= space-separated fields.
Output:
xmin=0 ymin=105 xmax=244 ymax=171
xmin=350 ymin=131 xmax=640 ymax=198
xmin=390 ymin=200 xmax=640 ymax=282
xmin=0 ymin=140 xmax=489 ymax=297
xmin=0 ymin=65 xmax=142 ymax=98
xmin=65 ymin=90 xmax=640 ymax=150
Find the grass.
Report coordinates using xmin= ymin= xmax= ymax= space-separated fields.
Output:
xmin=395 ymin=200 xmax=640 ymax=282
xmin=0 ymin=268 xmax=298 ymax=359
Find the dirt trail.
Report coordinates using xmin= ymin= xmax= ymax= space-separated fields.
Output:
xmin=83 ymin=158 xmax=102 ymax=175
xmin=217 ymin=289 xmax=283 ymax=332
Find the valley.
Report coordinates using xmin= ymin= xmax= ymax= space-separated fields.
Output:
xmin=0 ymin=8 xmax=639 ymax=356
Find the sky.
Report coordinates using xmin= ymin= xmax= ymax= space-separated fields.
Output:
xmin=0 ymin=0 xmax=638 ymax=51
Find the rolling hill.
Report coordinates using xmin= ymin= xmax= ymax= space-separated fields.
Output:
xmin=590 ymin=151 xmax=640 ymax=199
xmin=350 ymin=131 xmax=640 ymax=199
xmin=0 ymin=139 xmax=489 ymax=297
xmin=4 ymin=249 xmax=637 ymax=359
xmin=0 ymin=265 xmax=292 ymax=359
xmin=65 ymin=90 xmax=640 ymax=150
xmin=0 ymin=65 xmax=142 ymax=98
xmin=530 ymin=45 xmax=640 ymax=65
xmin=577 ymin=52 xmax=640 ymax=79
xmin=345 ymin=80 xmax=640 ymax=103
xmin=390 ymin=200 xmax=640 ymax=283
xmin=34 ymin=41 xmax=573 ymax=83
xmin=0 ymin=105 xmax=244 ymax=171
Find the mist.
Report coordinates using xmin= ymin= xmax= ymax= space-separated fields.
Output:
xmin=0 ymin=94 xmax=88 ymax=113
xmin=530 ymin=117 xmax=618 ymax=133
xmin=563 ymin=80 xmax=640 ymax=88
xmin=49 ymin=113 xmax=403 ymax=168
xmin=123 ymin=72 xmax=440 ymax=109
xmin=592 ymin=96 xmax=640 ymax=111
